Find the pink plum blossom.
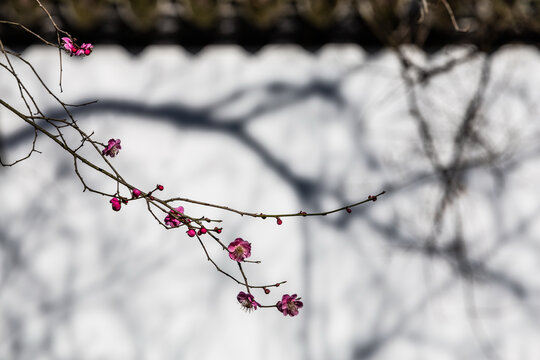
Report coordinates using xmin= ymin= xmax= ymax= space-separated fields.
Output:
xmin=276 ymin=294 xmax=303 ymax=316
xmin=164 ymin=206 xmax=184 ymax=227
xmin=228 ymin=238 xmax=251 ymax=262
xmin=61 ymin=37 xmax=75 ymax=52
xmin=110 ymin=197 xmax=121 ymax=211
xmin=102 ymin=139 xmax=121 ymax=157
xmin=237 ymin=291 xmax=260 ymax=312
xmin=80 ymin=43 xmax=93 ymax=55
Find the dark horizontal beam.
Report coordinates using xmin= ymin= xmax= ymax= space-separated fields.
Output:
xmin=1 ymin=0 xmax=539 ymax=51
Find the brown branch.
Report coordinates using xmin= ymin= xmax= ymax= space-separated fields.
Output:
xmin=440 ymin=0 xmax=468 ymax=32
xmin=166 ymin=190 xmax=386 ymax=220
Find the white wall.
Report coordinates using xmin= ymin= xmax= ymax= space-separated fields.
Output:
xmin=1 ymin=44 xmax=539 ymax=360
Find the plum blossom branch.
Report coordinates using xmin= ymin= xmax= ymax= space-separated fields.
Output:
xmin=165 ymin=190 xmax=386 ymax=221
xmin=0 ymin=0 xmax=386 ymax=317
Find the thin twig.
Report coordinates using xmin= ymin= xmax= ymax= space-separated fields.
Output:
xmin=440 ymin=0 xmax=468 ymax=32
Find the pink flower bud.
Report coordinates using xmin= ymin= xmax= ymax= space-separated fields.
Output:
xmin=157 ymin=184 xmax=164 ymax=191
xmin=132 ymin=188 xmax=141 ymax=198
xmin=187 ymin=229 xmax=196 ymax=237
xmin=276 ymin=217 xmax=282 ymax=225
xmin=110 ymin=197 xmax=121 ymax=211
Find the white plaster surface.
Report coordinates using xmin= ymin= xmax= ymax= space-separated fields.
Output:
xmin=1 ymin=44 xmax=539 ymax=360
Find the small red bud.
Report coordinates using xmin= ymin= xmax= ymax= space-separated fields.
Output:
xmin=197 ymin=230 xmax=202 ymax=235
xmin=264 ymin=288 xmax=270 ymax=294
xmin=277 ymin=217 xmax=282 ymax=225
xmin=346 ymin=207 xmax=352 ymax=213
xmin=149 ymin=195 xmax=154 ymax=200
xmin=200 ymin=227 xmax=207 ymax=234
xmin=157 ymin=184 xmax=164 ymax=191
xmin=275 ymin=283 xmax=280 ymax=287
xmin=122 ymin=199 xmax=128 ymax=204
xmin=187 ymin=229 xmax=196 ymax=237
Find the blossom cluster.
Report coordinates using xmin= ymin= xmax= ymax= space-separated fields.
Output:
xmin=164 ymin=206 xmax=186 ymax=228
xmin=236 ymin=291 xmax=303 ymax=316
xmin=61 ymin=37 xmax=93 ymax=57
xmin=229 ymin=239 xmax=302 ymax=316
